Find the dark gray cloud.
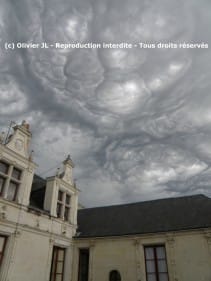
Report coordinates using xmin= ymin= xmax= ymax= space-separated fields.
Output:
xmin=0 ymin=0 xmax=211 ymax=206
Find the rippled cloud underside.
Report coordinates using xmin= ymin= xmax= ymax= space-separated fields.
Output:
xmin=1 ymin=0 xmax=211 ymax=206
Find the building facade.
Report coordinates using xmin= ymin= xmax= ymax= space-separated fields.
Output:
xmin=74 ymin=196 xmax=211 ymax=281
xmin=0 ymin=121 xmax=78 ymax=281
xmin=0 ymin=121 xmax=211 ymax=281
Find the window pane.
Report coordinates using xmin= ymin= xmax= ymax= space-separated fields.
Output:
xmin=147 ymin=273 xmax=157 ymax=281
xmin=55 ymin=275 xmax=62 ymax=281
xmin=0 ymin=177 xmax=6 ymax=194
xmin=156 ymin=246 xmax=166 ymax=259
xmin=58 ymin=191 xmax=63 ymax=201
xmin=146 ymin=260 xmax=156 ymax=273
xmin=0 ymin=236 xmax=7 ymax=266
xmin=57 ymin=203 xmax=62 ymax=217
xmin=56 ymin=262 xmax=63 ymax=274
xmin=0 ymin=237 xmax=6 ymax=252
xmin=50 ymin=247 xmax=65 ymax=281
xmin=66 ymin=194 xmax=70 ymax=205
xmin=64 ymin=207 xmax=69 ymax=221
xmin=51 ymin=251 xmax=57 ymax=279
xmin=12 ymin=168 xmax=22 ymax=180
xmin=78 ymin=249 xmax=89 ymax=281
xmin=0 ymin=161 xmax=9 ymax=174
xmin=145 ymin=247 xmax=154 ymax=259
xmin=158 ymin=260 xmax=167 ymax=272
xmin=51 ymin=255 xmax=56 ymax=280
xmin=58 ymin=249 xmax=64 ymax=261
xmin=7 ymin=182 xmax=18 ymax=201
xmin=159 ymin=273 xmax=169 ymax=281
xmin=145 ymin=245 xmax=169 ymax=281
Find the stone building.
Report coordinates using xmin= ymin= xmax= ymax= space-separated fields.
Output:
xmin=0 ymin=121 xmax=78 ymax=281
xmin=74 ymin=195 xmax=211 ymax=281
xmin=0 ymin=121 xmax=211 ymax=281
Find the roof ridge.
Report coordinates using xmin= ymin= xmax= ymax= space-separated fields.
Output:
xmin=79 ymin=194 xmax=208 ymax=211
xmin=33 ymin=174 xmax=46 ymax=181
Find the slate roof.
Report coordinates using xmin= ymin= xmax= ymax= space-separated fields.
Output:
xmin=76 ymin=194 xmax=211 ymax=238
xmin=30 ymin=174 xmax=46 ymax=210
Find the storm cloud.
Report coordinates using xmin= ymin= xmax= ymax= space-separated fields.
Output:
xmin=0 ymin=0 xmax=211 ymax=206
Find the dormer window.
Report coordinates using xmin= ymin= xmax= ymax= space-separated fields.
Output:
xmin=0 ymin=160 xmax=22 ymax=202
xmin=0 ymin=177 xmax=6 ymax=196
xmin=12 ymin=167 xmax=22 ymax=180
xmin=57 ymin=190 xmax=71 ymax=221
xmin=0 ymin=162 xmax=9 ymax=174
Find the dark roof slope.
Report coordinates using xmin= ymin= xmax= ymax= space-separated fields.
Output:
xmin=30 ymin=174 xmax=46 ymax=209
xmin=76 ymin=194 xmax=211 ymax=238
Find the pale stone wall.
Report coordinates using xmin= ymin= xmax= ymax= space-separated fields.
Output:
xmin=5 ymin=231 xmax=50 ymax=281
xmin=0 ymin=122 xmax=78 ymax=281
xmin=174 ymin=233 xmax=211 ymax=281
xmin=0 ymin=198 xmax=75 ymax=281
xmin=72 ymin=230 xmax=211 ymax=281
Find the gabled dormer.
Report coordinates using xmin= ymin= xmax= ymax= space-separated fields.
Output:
xmin=5 ymin=120 xmax=31 ymax=158
xmin=0 ymin=121 xmax=36 ymax=206
xmin=44 ymin=155 xmax=78 ymax=225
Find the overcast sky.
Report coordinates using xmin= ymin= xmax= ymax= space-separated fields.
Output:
xmin=0 ymin=0 xmax=211 ymax=207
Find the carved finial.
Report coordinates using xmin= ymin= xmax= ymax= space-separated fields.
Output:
xmin=56 ymin=167 xmax=60 ymax=176
xmin=63 ymin=154 xmax=74 ymax=167
xmin=66 ymin=154 xmax=71 ymax=161
xmin=29 ymin=150 xmax=34 ymax=161
xmin=21 ymin=120 xmax=30 ymax=130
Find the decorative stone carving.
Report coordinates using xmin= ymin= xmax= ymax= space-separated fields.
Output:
xmin=49 ymin=238 xmax=55 ymax=244
xmin=5 ymin=121 xmax=32 ymax=158
xmin=15 ymin=139 xmax=24 ymax=151
xmin=0 ymin=205 xmax=7 ymax=220
xmin=60 ymin=155 xmax=74 ymax=184
xmin=14 ymin=230 xmax=22 ymax=237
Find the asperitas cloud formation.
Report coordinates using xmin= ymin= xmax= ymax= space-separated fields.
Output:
xmin=0 ymin=0 xmax=211 ymax=206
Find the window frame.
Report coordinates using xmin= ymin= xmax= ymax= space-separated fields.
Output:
xmin=0 ymin=160 xmax=22 ymax=202
xmin=50 ymin=246 xmax=66 ymax=281
xmin=0 ymin=176 xmax=6 ymax=196
xmin=7 ymin=181 xmax=19 ymax=201
xmin=0 ymin=235 xmax=7 ymax=268
xmin=144 ymin=244 xmax=169 ymax=281
xmin=78 ymin=248 xmax=90 ymax=281
xmin=56 ymin=190 xmax=71 ymax=221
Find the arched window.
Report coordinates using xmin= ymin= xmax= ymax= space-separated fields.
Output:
xmin=109 ymin=270 xmax=121 ymax=281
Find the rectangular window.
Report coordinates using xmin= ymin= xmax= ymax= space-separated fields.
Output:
xmin=0 ymin=161 xmax=8 ymax=198
xmin=64 ymin=194 xmax=71 ymax=221
xmin=0 ymin=176 xmax=6 ymax=196
xmin=64 ymin=207 xmax=69 ymax=221
xmin=144 ymin=245 xmax=169 ymax=281
xmin=58 ymin=191 xmax=64 ymax=202
xmin=0 ymin=161 xmax=9 ymax=174
xmin=7 ymin=181 xmax=19 ymax=201
xmin=57 ymin=203 xmax=62 ymax=218
xmin=0 ymin=235 xmax=7 ymax=267
xmin=57 ymin=190 xmax=71 ymax=221
xmin=66 ymin=194 xmax=70 ymax=205
xmin=78 ymin=249 xmax=89 ymax=281
xmin=0 ymin=160 xmax=22 ymax=202
xmin=50 ymin=246 xmax=65 ymax=281
xmin=12 ymin=167 xmax=22 ymax=180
